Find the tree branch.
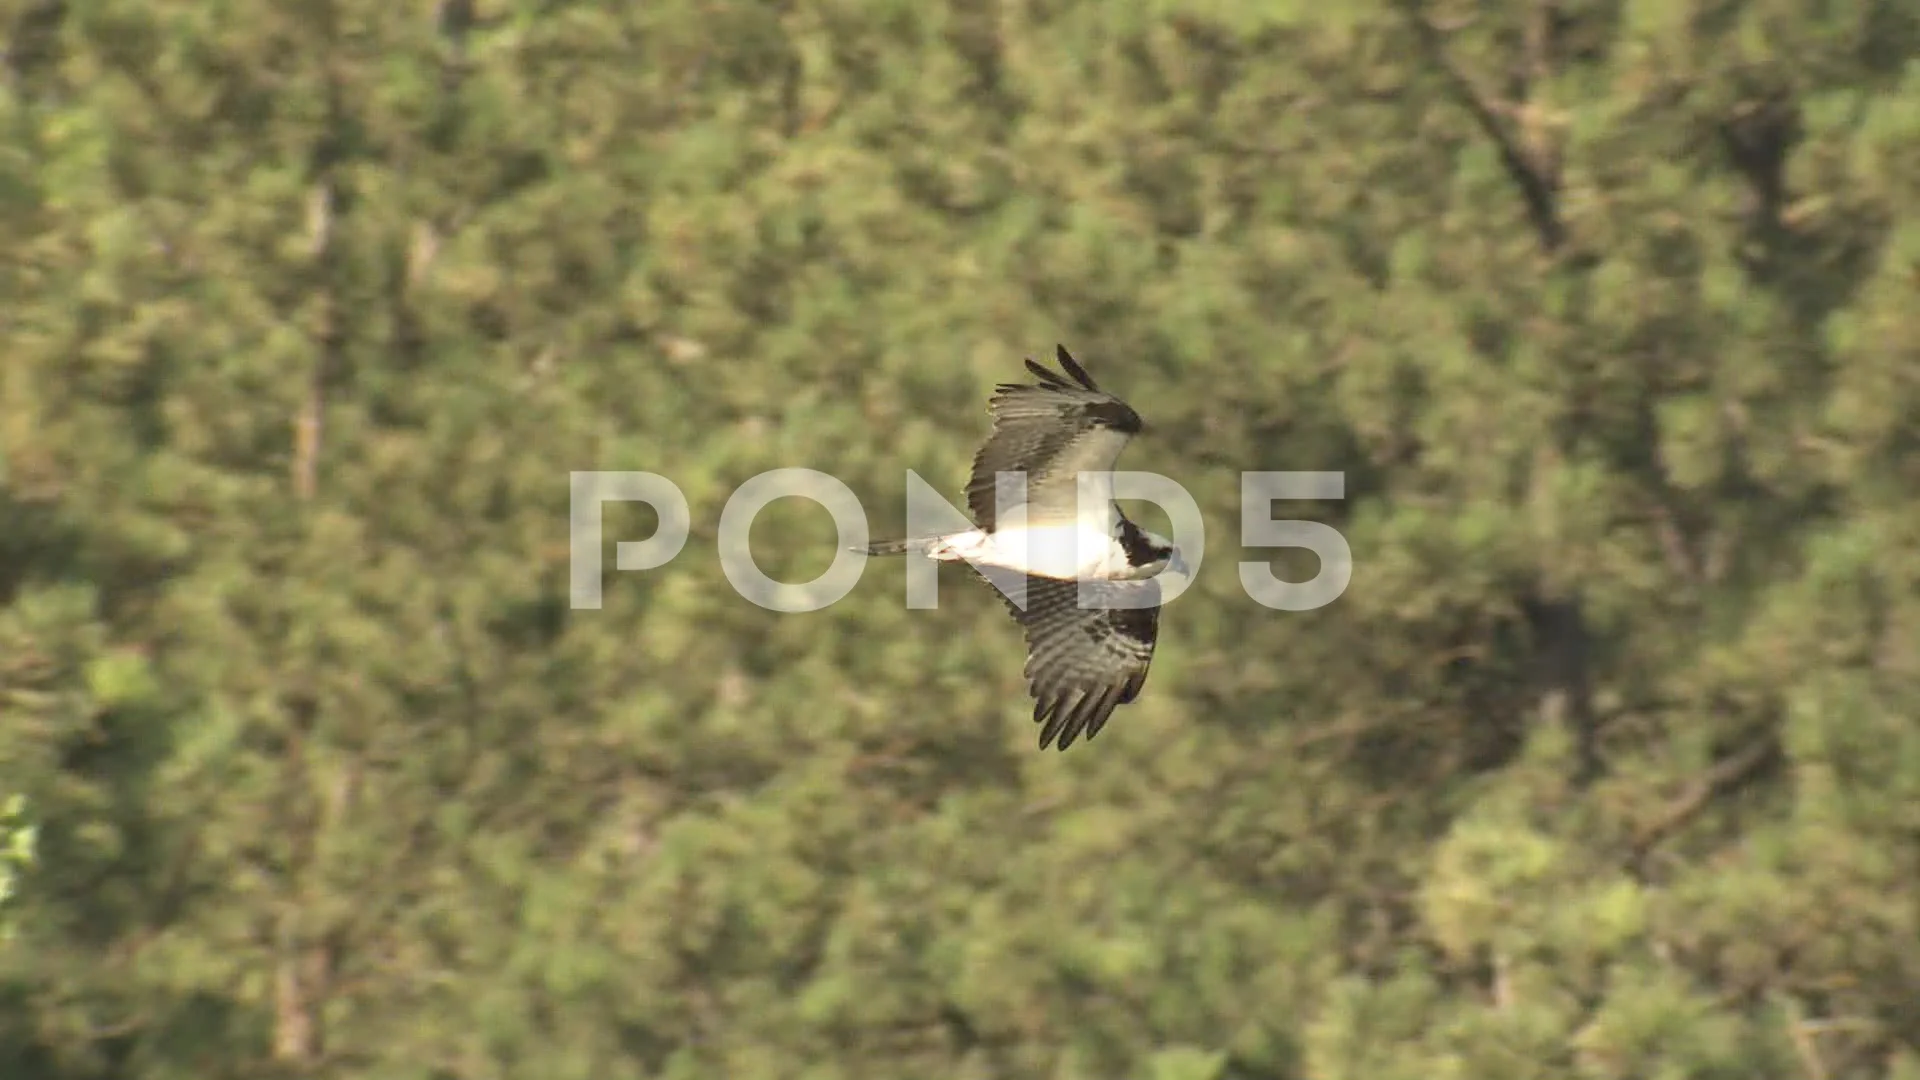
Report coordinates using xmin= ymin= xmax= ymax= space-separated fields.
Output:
xmin=1393 ymin=0 xmax=1566 ymax=253
xmin=293 ymin=178 xmax=334 ymax=503
xmin=1631 ymin=734 xmax=1781 ymax=859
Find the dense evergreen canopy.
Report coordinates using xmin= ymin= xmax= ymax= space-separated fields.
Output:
xmin=3 ymin=0 xmax=1918 ymax=1077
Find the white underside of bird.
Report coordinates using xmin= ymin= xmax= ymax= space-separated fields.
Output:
xmin=922 ymin=520 xmax=1139 ymax=580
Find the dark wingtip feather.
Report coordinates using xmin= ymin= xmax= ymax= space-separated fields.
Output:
xmin=1035 ymin=701 xmax=1064 ymax=750
xmin=1021 ymin=347 xmax=1102 ymax=393
xmin=1053 ymin=345 xmax=1099 ymax=392
xmin=1022 ymin=356 xmax=1072 ymax=388
xmin=1033 ymin=684 xmax=1123 ymax=751
xmin=1035 ymin=695 xmax=1080 ymax=751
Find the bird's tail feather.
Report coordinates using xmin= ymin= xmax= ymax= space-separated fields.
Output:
xmin=855 ymin=536 xmax=941 ymax=557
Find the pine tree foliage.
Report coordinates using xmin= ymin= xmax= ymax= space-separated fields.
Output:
xmin=2 ymin=0 xmax=1918 ymax=1077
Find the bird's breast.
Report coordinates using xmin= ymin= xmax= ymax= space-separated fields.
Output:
xmin=984 ymin=524 xmax=1118 ymax=579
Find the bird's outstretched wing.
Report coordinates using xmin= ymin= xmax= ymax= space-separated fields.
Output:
xmin=973 ymin=567 xmax=1161 ymax=751
xmin=966 ymin=345 xmax=1144 ymax=532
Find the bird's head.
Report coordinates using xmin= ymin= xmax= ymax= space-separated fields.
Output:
xmin=1119 ymin=526 xmax=1187 ymax=581
xmin=1164 ymin=542 xmax=1191 ymax=581
xmin=1155 ymin=535 xmax=1191 ymax=582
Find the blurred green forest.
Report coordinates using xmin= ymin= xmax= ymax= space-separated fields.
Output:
xmin=3 ymin=0 xmax=1919 ymax=1076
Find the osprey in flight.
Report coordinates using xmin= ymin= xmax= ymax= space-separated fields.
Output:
xmin=862 ymin=346 xmax=1189 ymax=751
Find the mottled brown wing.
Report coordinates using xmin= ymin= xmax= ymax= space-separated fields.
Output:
xmin=965 ymin=346 xmax=1143 ymax=531
xmin=972 ymin=567 xmax=1161 ymax=751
